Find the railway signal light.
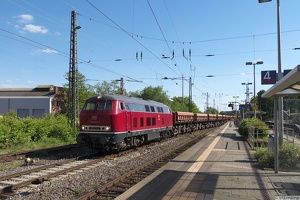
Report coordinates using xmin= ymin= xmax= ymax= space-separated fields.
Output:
xmin=228 ymin=103 xmax=234 ymax=110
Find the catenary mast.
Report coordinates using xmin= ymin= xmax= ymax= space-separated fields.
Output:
xmin=68 ymin=11 xmax=80 ymax=128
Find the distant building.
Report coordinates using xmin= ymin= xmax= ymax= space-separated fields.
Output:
xmin=0 ymin=85 xmax=66 ymax=118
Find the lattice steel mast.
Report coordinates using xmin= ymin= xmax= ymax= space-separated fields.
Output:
xmin=68 ymin=11 xmax=80 ymax=128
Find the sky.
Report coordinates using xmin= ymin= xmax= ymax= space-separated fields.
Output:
xmin=1 ymin=0 xmax=300 ymax=112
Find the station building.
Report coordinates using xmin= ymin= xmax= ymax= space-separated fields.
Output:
xmin=0 ymin=85 xmax=65 ymax=118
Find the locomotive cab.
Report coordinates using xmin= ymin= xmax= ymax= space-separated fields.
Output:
xmin=77 ymin=95 xmax=127 ymax=151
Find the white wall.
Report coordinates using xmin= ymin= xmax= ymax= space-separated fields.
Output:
xmin=0 ymin=97 xmax=51 ymax=117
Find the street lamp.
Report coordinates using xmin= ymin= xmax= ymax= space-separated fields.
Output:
xmin=259 ymin=0 xmax=283 ymax=174
xmin=258 ymin=0 xmax=281 ymax=74
xmin=241 ymin=82 xmax=252 ymax=104
xmin=233 ymin=96 xmax=239 ymax=118
xmin=246 ymin=61 xmax=263 ymax=99
xmin=246 ymin=61 xmax=263 ymax=118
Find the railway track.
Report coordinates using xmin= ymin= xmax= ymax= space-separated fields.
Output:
xmin=0 ymin=144 xmax=78 ymax=163
xmin=0 ymin=126 xmax=221 ymax=199
xmin=77 ymin=129 xmax=212 ymax=200
xmin=0 ymin=154 xmax=96 ymax=195
xmin=0 ymin=145 xmax=139 ymax=198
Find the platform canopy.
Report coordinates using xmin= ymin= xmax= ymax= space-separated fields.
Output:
xmin=262 ymin=65 xmax=300 ymax=98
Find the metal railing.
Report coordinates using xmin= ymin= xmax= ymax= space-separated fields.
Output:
xmin=248 ymin=126 xmax=299 ymax=151
xmin=247 ymin=126 xmax=269 ymax=150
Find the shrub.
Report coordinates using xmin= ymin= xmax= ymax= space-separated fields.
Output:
xmin=0 ymin=112 xmax=77 ymax=149
xmin=255 ymin=147 xmax=274 ymax=168
xmin=255 ymin=142 xmax=300 ymax=169
xmin=279 ymin=142 xmax=300 ymax=168
xmin=238 ymin=118 xmax=269 ymax=138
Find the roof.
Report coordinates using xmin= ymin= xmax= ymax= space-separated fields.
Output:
xmin=262 ymin=65 xmax=300 ymax=98
xmin=86 ymin=94 xmax=169 ymax=108
xmin=0 ymin=85 xmax=56 ymax=97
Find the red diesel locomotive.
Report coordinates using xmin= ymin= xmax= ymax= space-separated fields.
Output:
xmin=77 ymin=94 xmax=230 ymax=151
xmin=77 ymin=94 xmax=173 ymax=151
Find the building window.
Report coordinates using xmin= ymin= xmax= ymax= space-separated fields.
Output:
xmin=17 ymin=109 xmax=29 ymax=118
xmin=33 ymin=109 xmax=45 ymax=118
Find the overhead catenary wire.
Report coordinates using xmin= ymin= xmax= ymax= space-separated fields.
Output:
xmin=85 ymin=0 xmax=181 ymax=77
xmin=0 ymin=27 xmax=149 ymax=85
xmin=146 ymin=0 xmax=182 ymax=75
xmin=3 ymin=1 xmax=298 ymax=103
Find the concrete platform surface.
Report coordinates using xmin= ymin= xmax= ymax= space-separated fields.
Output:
xmin=116 ymin=122 xmax=300 ymax=200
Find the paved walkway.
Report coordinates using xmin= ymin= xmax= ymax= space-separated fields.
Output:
xmin=116 ymin=122 xmax=300 ymax=200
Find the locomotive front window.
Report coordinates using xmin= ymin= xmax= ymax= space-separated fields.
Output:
xmin=120 ymin=102 xmax=125 ymax=110
xmin=162 ymin=107 xmax=172 ymax=113
xmin=145 ymin=105 xmax=150 ymax=112
xmin=150 ymin=106 xmax=155 ymax=112
xmin=83 ymin=102 xmax=96 ymax=110
xmin=97 ymin=101 xmax=112 ymax=111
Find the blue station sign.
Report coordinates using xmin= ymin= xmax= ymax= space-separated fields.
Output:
xmin=261 ymin=70 xmax=277 ymax=85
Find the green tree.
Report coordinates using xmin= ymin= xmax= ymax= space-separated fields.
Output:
xmin=283 ymin=97 xmax=300 ymax=113
xmin=141 ymin=86 xmax=170 ymax=104
xmin=129 ymin=86 xmax=170 ymax=105
xmin=63 ymin=72 xmax=96 ymax=115
xmin=169 ymin=97 xmax=200 ymax=113
xmin=204 ymin=106 xmax=218 ymax=114
xmin=129 ymin=86 xmax=201 ymax=113
xmin=64 ymin=72 xmax=126 ymax=114
xmin=93 ymin=80 xmax=123 ymax=95
xmin=79 ymin=75 xmax=95 ymax=109
xmin=169 ymin=96 xmax=186 ymax=111
xmin=257 ymin=90 xmax=273 ymax=120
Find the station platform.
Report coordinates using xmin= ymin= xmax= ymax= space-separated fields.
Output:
xmin=116 ymin=122 xmax=300 ymax=200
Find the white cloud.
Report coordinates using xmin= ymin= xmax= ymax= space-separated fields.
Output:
xmin=16 ymin=14 xmax=34 ymax=24
xmin=23 ymin=24 xmax=48 ymax=34
xmin=54 ymin=31 xmax=61 ymax=36
xmin=41 ymin=49 xmax=58 ymax=54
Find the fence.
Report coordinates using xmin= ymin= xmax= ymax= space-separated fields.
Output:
xmin=248 ymin=125 xmax=300 ymax=151
xmin=247 ymin=126 xmax=269 ymax=150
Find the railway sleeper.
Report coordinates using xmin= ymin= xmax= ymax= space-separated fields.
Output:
xmin=107 ymin=188 xmax=127 ymax=193
xmin=100 ymin=193 xmax=120 ymax=198
xmin=114 ymin=183 xmax=131 ymax=188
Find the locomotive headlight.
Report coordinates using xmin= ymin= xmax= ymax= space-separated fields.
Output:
xmin=104 ymin=126 xmax=110 ymax=131
xmin=80 ymin=125 xmax=110 ymax=131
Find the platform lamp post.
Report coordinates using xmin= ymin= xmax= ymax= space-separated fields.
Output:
xmin=241 ymin=82 xmax=252 ymax=104
xmin=258 ymin=0 xmax=283 ymax=174
xmin=246 ymin=61 xmax=263 ymax=118
xmin=233 ymin=96 xmax=239 ymax=118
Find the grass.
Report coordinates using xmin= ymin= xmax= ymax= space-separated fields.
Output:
xmin=0 ymin=160 xmax=24 ymax=171
xmin=0 ymin=138 xmax=75 ymax=155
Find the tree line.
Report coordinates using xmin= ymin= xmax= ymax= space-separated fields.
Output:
xmin=64 ymin=72 xmax=221 ymax=114
xmin=65 ymin=72 xmax=300 ymax=120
